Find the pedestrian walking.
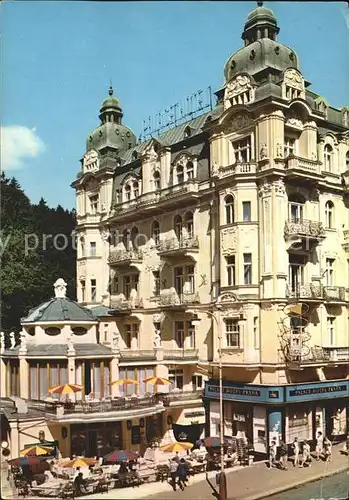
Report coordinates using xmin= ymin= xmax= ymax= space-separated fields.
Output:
xmin=279 ymin=440 xmax=288 ymax=470
xmin=315 ymin=431 xmax=324 ymax=461
xmin=268 ymin=440 xmax=277 ymax=469
xmin=177 ymin=458 xmax=189 ymax=490
xmin=300 ymin=440 xmax=311 ymax=467
xmin=292 ymin=437 xmax=300 ymax=467
xmin=169 ymin=457 xmax=179 ymax=491
xmin=324 ymin=437 xmax=332 ymax=462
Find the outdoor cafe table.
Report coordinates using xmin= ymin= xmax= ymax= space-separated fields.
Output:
xmin=31 ymin=483 xmax=66 ymax=497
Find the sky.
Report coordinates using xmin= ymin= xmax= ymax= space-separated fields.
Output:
xmin=1 ymin=1 xmax=349 ymax=210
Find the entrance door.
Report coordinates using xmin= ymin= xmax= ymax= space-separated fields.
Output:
xmin=253 ymin=407 xmax=267 ymax=454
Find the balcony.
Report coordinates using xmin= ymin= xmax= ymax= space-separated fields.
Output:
xmin=342 ymin=230 xmax=349 ymax=252
xmin=281 ymin=345 xmax=349 ymax=366
xmin=285 ymin=156 xmax=322 ymax=178
xmin=159 ymin=291 xmax=200 ymax=309
xmin=109 ymin=296 xmax=143 ymax=313
xmin=40 ymin=396 xmax=165 ymax=423
xmin=322 ymin=286 xmax=346 ymax=302
xmin=284 ymin=219 xmax=325 ymax=247
xmin=157 ymin=236 xmax=199 ymax=259
xmin=158 ymin=389 xmax=204 ymax=407
xmin=119 ymin=350 xmax=157 ymax=362
xmin=216 ymin=162 xmax=257 ymax=179
xmin=323 ymin=346 xmax=349 ymax=362
xmin=286 ymin=283 xmax=323 ymax=300
xmin=163 ymin=349 xmax=199 ymax=361
xmin=108 ymin=249 xmax=143 ymax=268
xmin=111 ymin=193 xmax=161 ymax=222
xmin=159 ymin=180 xmax=199 ymax=203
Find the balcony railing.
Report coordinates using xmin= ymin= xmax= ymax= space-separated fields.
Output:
xmin=217 ymin=162 xmax=257 ymax=178
xmin=286 ymin=284 xmax=346 ymax=301
xmin=157 ymin=236 xmax=199 ymax=254
xmin=323 ymin=346 xmax=349 ymax=362
xmin=108 ymin=249 xmax=143 ymax=265
xmin=286 ymin=156 xmax=321 ymax=175
xmin=281 ymin=345 xmax=349 ymax=365
xmin=110 ymin=297 xmax=143 ymax=310
xmin=163 ymin=349 xmax=199 ymax=360
xmin=158 ymin=389 xmax=204 ymax=406
xmin=284 ymin=219 xmax=325 ymax=240
xmin=159 ymin=292 xmax=200 ymax=307
xmin=119 ymin=350 xmax=156 ymax=361
xmin=159 ymin=180 xmax=199 ymax=200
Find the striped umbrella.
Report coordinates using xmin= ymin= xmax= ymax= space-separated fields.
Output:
xmin=143 ymin=376 xmax=171 ymax=386
xmin=61 ymin=457 xmax=97 ymax=468
xmin=161 ymin=441 xmax=193 ymax=453
xmin=200 ymin=436 xmax=229 ymax=448
xmin=104 ymin=450 xmax=139 ymax=463
xmin=111 ymin=379 xmax=139 ymax=386
xmin=21 ymin=445 xmax=54 ymax=456
xmin=7 ymin=456 xmax=48 ymax=467
xmin=48 ymin=384 xmax=83 ymax=395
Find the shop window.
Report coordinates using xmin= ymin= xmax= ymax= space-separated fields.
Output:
xmin=225 ymin=319 xmax=240 ymax=348
xmin=288 ymin=409 xmax=311 ymax=442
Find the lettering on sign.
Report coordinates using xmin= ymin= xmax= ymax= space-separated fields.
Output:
xmin=288 ymin=385 xmax=347 ymax=397
xmin=268 ymin=391 xmax=279 ymax=399
xmin=184 ymin=411 xmax=205 ymax=418
xmin=208 ymin=386 xmax=261 ymax=397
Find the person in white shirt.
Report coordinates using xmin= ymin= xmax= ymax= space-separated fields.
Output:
xmin=315 ymin=431 xmax=324 ymax=461
xmin=292 ymin=438 xmax=300 ymax=467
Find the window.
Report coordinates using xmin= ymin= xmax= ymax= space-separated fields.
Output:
xmin=103 ymin=324 xmax=109 ymax=343
xmin=325 ymin=201 xmax=334 ymax=228
xmin=123 ymin=276 xmax=131 ymax=299
xmin=153 ymin=271 xmax=160 ymax=296
xmin=124 ymin=324 xmax=132 ymax=348
xmin=225 ymin=319 xmax=240 ymax=348
xmin=124 ymin=324 xmax=139 ymax=349
xmin=130 ymin=227 xmax=139 ymax=249
xmin=90 ymin=279 xmax=97 ymax=302
xmin=187 ymin=321 xmax=195 ymax=348
xmin=89 ymin=195 xmax=99 ymax=214
xmin=124 ymin=184 xmax=131 ymax=201
xmin=174 ymin=267 xmax=183 ymax=295
xmin=174 ymin=322 xmax=185 ymax=348
xmin=186 ymin=265 xmax=195 ymax=293
xmin=326 ymin=258 xmax=334 ymax=286
xmin=113 ymin=275 xmax=119 ymax=294
xmin=324 ymin=144 xmax=333 ymax=172
xmin=174 ymin=215 xmax=183 ymax=240
xmin=185 ymin=212 xmax=194 ymax=238
xmin=288 ymin=195 xmax=304 ymax=222
xmin=288 ymin=254 xmax=305 ymax=292
xmin=81 ymin=280 xmax=86 ymax=302
xmin=151 ymin=221 xmax=160 ymax=245
xmin=284 ymin=137 xmax=295 ymax=157
xmin=133 ymin=182 xmax=139 ymax=198
xmin=225 ymin=195 xmax=234 ymax=224
xmin=242 ymin=201 xmax=251 ymax=222
xmin=153 ymin=171 xmax=161 ymax=190
xmin=327 ymin=317 xmax=335 ymax=345
xmin=177 ymin=165 xmax=184 ymax=184
xmin=243 ymin=253 xmax=252 ymax=285
xmin=226 ymin=256 xmax=236 ymax=286
xmin=89 ymin=241 xmax=96 ymax=257
xmin=232 ymin=137 xmax=251 ymax=163
xmin=186 ymin=161 xmax=194 ymax=179
xmin=169 ymin=368 xmax=184 ymax=390
xmin=192 ymin=375 xmax=203 ymax=391
xmin=122 ymin=229 xmax=130 ymax=250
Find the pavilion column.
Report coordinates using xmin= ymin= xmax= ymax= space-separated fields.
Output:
xmin=110 ymin=355 xmax=120 ymax=397
xmin=18 ymin=330 xmax=29 ymax=399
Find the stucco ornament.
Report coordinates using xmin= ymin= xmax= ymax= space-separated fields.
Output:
xmin=309 ymin=188 xmax=320 ymax=202
xmin=153 ymin=313 xmax=164 ymax=323
xmin=285 ymin=117 xmax=303 ymax=128
xmin=83 ymin=149 xmax=99 ymax=173
xmin=274 ymin=180 xmax=286 ymax=196
xmin=67 ymin=334 xmax=75 ymax=356
xmin=154 ymin=328 xmax=162 ymax=348
xmin=258 ymin=181 xmax=272 ymax=197
xmin=86 ymin=178 xmax=99 ymax=192
xmin=54 ymin=278 xmax=67 ymax=298
xmin=112 ymin=330 xmax=121 ymax=352
xmin=100 ymin=228 xmax=110 ymax=242
xmin=260 ymin=144 xmax=268 ymax=159
xmin=284 ymin=69 xmax=304 ymax=90
xmin=143 ymin=143 xmax=158 ymax=162
xmin=9 ymin=332 xmax=16 ymax=349
xmin=219 ymin=292 xmax=240 ymax=303
xmin=19 ymin=330 xmax=27 ymax=354
xmin=226 ymin=75 xmax=252 ymax=97
xmin=221 ymin=227 xmax=237 ymax=255
xmin=224 ymin=113 xmax=253 ymax=135
xmin=212 ymin=161 xmax=219 ymax=176
xmin=276 ymin=143 xmax=284 ymax=158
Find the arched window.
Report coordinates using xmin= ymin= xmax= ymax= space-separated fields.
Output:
xmin=325 ymin=201 xmax=334 ymax=229
xmin=288 ymin=193 xmax=305 ymax=222
xmin=151 ymin=220 xmax=160 ymax=245
xmin=324 ymin=144 xmax=333 ymax=172
xmin=130 ymin=227 xmax=139 ymax=249
xmin=124 ymin=184 xmax=131 ymax=201
xmin=346 ymin=151 xmax=349 ymax=170
xmin=132 ymin=151 xmax=138 ymax=160
xmin=185 ymin=212 xmax=194 ymax=238
xmin=177 ymin=165 xmax=184 ymax=184
xmin=133 ymin=182 xmax=139 ymax=198
xmin=225 ymin=195 xmax=234 ymax=224
xmin=153 ymin=171 xmax=161 ymax=190
xmin=186 ymin=161 xmax=194 ymax=180
xmin=174 ymin=215 xmax=183 ymax=240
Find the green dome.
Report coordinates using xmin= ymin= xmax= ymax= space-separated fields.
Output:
xmin=247 ymin=6 xmax=276 ymax=22
xmin=100 ymin=87 xmax=122 ymax=112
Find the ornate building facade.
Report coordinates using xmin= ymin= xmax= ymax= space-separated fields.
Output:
xmin=1 ymin=3 xmax=348 ymax=460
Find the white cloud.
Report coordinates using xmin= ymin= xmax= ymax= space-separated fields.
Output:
xmin=0 ymin=125 xmax=46 ymax=171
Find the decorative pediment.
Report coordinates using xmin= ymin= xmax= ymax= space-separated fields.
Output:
xmin=83 ymin=149 xmax=99 ymax=174
xmin=85 ymin=177 xmax=99 ymax=192
xmin=121 ymin=171 xmax=140 ymax=186
xmin=172 ymin=151 xmax=195 ymax=166
xmin=314 ymin=96 xmax=329 ymax=116
xmin=224 ymin=74 xmax=255 ymax=110
xmin=142 ymin=138 xmax=165 ymax=161
xmin=223 ymin=112 xmax=253 ymax=135
xmin=282 ymin=69 xmax=305 ymax=101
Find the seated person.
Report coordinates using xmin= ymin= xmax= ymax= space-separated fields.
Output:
xmin=73 ymin=472 xmax=87 ymax=496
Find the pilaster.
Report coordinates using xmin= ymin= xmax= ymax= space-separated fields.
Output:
xmin=110 ymin=356 xmax=120 ymax=397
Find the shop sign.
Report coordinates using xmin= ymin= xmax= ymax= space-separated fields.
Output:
xmin=286 ymin=381 xmax=349 ymax=402
xmin=205 ymin=382 xmax=283 ymax=403
xmin=233 ymin=413 xmax=246 ymax=422
xmin=184 ymin=411 xmax=205 ymax=418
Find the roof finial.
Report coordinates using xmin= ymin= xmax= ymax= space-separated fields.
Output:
xmin=108 ymin=83 xmax=113 ymax=96
xmin=257 ymin=1 xmax=263 ymax=6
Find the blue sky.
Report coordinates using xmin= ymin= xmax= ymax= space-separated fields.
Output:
xmin=1 ymin=1 xmax=348 ymax=210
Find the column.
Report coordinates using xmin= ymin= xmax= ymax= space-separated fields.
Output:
xmin=19 ymin=357 xmax=29 ymax=400
xmin=110 ymin=356 xmax=120 ymax=397
xmin=273 ymin=180 xmax=288 ymax=297
xmin=259 ymin=182 xmax=273 ymax=298
xmin=9 ymin=422 xmax=20 ymax=459
xmin=100 ymin=228 xmax=110 ymax=304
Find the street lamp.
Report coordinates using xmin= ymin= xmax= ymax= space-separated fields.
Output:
xmin=190 ymin=303 xmax=227 ymax=500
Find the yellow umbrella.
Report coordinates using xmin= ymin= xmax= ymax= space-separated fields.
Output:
xmin=161 ymin=441 xmax=193 ymax=453
xmin=143 ymin=376 xmax=171 ymax=386
xmin=62 ymin=457 xmax=97 ymax=468
xmin=48 ymin=383 xmax=83 ymax=395
xmin=111 ymin=379 xmax=139 ymax=386
xmin=21 ymin=445 xmax=54 ymax=456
